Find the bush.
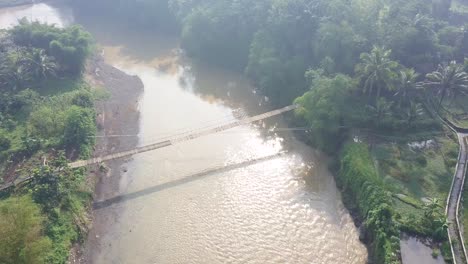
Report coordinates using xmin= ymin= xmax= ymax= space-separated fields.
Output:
xmin=29 ymin=106 xmax=66 ymax=140
xmin=415 ymin=155 xmax=428 ymax=167
xmin=10 ymin=19 xmax=93 ymax=75
xmin=63 ymin=106 xmax=96 ymax=153
xmin=0 ymin=130 xmax=11 ymax=152
xmin=28 ymin=155 xmax=91 ymax=264
xmin=338 ymin=143 xmax=400 ymax=264
xmin=294 ymin=74 xmax=354 ymax=153
xmin=71 ymin=90 xmax=94 ymax=108
xmin=0 ymin=195 xmax=52 ymax=264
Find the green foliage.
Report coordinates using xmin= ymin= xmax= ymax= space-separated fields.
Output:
xmin=0 ymin=14 xmax=97 ymax=264
xmin=0 ymin=49 xmax=32 ymax=91
xmin=28 ymin=106 xmax=66 ymax=140
xmin=314 ymin=19 xmax=366 ymax=73
xmin=18 ymin=155 xmax=91 ymax=264
xmin=338 ymin=143 xmax=399 ymax=264
xmin=25 ymin=49 xmax=58 ymax=81
xmin=395 ymin=68 xmax=419 ymax=106
xmin=422 ymin=60 xmax=468 ymax=107
xmin=30 ymin=166 xmax=67 ymax=213
xmin=63 ymin=106 xmax=96 ymax=154
xmin=181 ymin=0 xmax=269 ymax=71
xmin=0 ymin=129 xmax=11 ymax=152
xmin=294 ymin=73 xmax=354 ymax=152
xmin=10 ymin=19 xmax=92 ymax=75
xmin=71 ymin=90 xmax=94 ymax=108
xmin=245 ymin=0 xmax=319 ymax=104
xmin=12 ymin=89 xmax=40 ymax=113
xmin=355 ymin=46 xmax=399 ymax=100
xmin=0 ymin=195 xmax=52 ymax=264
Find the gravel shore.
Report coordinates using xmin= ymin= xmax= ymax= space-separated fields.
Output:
xmin=69 ymin=54 xmax=144 ymax=263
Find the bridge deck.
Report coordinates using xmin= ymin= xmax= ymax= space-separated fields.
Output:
xmin=68 ymin=105 xmax=298 ymax=169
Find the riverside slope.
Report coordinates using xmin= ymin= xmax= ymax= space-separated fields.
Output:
xmin=70 ymin=55 xmax=144 ymax=263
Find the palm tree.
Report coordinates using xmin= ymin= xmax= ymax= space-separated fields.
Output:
xmin=422 ymin=61 xmax=468 ymax=108
xmin=366 ymin=97 xmax=394 ymax=128
xmin=25 ymin=49 xmax=57 ymax=81
xmin=395 ymin=68 xmax=419 ymax=106
xmin=404 ymin=102 xmax=424 ymax=127
xmin=356 ymin=46 xmax=399 ymax=100
xmin=0 ymin=55 xmax=30 ymax=91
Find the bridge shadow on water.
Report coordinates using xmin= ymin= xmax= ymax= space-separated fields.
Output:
xmin=93 ymin=152 xmax=286 ymax=210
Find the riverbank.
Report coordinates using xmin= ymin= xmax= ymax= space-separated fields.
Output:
xmin=68 ymin=53 xmax=144 ymax=263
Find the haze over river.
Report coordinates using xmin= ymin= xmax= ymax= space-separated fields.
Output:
xmin=0 ymin=3 xmax=368 ymax=263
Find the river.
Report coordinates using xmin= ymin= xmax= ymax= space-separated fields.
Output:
xmin=0 ymin=3 xmax=369 ymax=264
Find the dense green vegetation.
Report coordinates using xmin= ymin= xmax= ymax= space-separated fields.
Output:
xmin=0 ymin=195 xmax=52 ymax=264
xmin=170 ymin=1 xmax=467 ymax=261
xmin=0 ymin=21 xmax=95 ymax=263
xmin=70 ymin=0 xmax=468 ymax=262
xmin=1 ymin=0 xmax=466 ymax=262
xmin=338 ymin=143 xmax=400 ymax=263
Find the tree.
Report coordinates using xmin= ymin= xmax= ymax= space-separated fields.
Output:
xmin=422 ymin=61 xmax=468 ymax=107
xmin=26 ymin=49 xmax=57 ymax=81
xmin=404 ymin=102 xmax=424 ymax=127
xmin=0 ymin=53 xmax=31 ymax=91
xmin=63 ymin=106 xmax=96 ymax=150
xmin=294 ymin=73 xmax=353 ymax=151
xmin=11 ymin=89 xmax=40 ymax=113
xmin=366 ymin=98 xmax=394 ymax=128
xmin=10 ymin=20 xmax=92 ymax=75
xmin=0 ymin=129 xmax=10 ymax=152
xmin=356 ymin=46 xmax=399 ymax=100
xmin=29 ymin=106 xmax=66 ymax=139
xmin=30 ymin=166 xmax=64 ymax=212
xmin=423 ymin=198 xmax=442 ymax=219
xmin=0 ymin=196 xmax=52 ymax=264
xmin=432 ymin=217 xmax=449 ymax=241
xmin=315 ymin=20 xmax=366 ymax=74
xmin=71 ymin=90 xmax=94 ymax=108
xmin=395 ymin=68 xmax=419 ymax=106
xmin=245 ymin=0 xmax=320 ymax=105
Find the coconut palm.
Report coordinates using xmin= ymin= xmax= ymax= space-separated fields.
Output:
xmin=395 ymin=68 xmax=419 ymax=106
xmin=25 ymin=49 xmax=57 ymax=80
xmin=366 ymin=97 xmax=394 ymax=128
xmin=356 ymin=46 xmax=399 ymax=100
xmin=0 ymin=55 xmax=30 ymax=91
xmin=422 ymin=61 xmax=468 ymax=108
xmin=404 ymin=101 xmax=424 ymax=127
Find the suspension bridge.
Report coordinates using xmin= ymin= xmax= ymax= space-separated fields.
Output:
xmin=68 ymin=104 xmax=297 ymax=169
xmin=0 ymin=104 xmax=298 ymax=191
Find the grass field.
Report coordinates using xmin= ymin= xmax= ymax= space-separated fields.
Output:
xmin=372 ymin=132 xmax=458 ymax=221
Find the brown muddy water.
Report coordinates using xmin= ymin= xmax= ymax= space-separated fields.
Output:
xmin=0 ymin=3 xmax=374 ymax=263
